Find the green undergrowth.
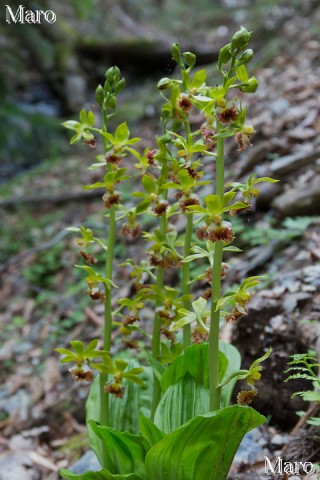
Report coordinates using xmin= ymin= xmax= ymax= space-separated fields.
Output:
xmin=233 ymin=215 xmax=320 ymax=248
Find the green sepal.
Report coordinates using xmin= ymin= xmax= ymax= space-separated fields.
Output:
xmin=236 ymin=64 xmax=249 ymax=83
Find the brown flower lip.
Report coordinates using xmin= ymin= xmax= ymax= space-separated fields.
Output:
xmin=85 ymin=139 xmax=96 ymax=148
xmin=235 ymin=131 xmax=254 ymax=151
xmin=121 ymin=223 xmax=141 ymax=239
xmin=185 ymin=166 xmax=199 ymax=179
xmin=224 ymin=307 xmax=244 ymax=323
xmin=69 ymin=367 xmax=94 ymax=382
xmin=89 ymin=288 xmax=106 ymax=302
xmin=146 ymin=149 xmax=157 ymax=166
xmin=123 ymin=339 xmax=139 ymax=349
xmin=103 ymin=192 xmax=121 ymax=208
xmin=180 ymin=197 xmax=199 ymax=212
xmin=237 ymin=389 xmax=257 ymax=406
xmin=106 ymin=153 xmax=121 ymax=165
xmin=79 ymin=250 xmax=97 ymax=265
xmin=207 ymin=226 xmax=234 ymax=244
xmin=177 ymin=96 xmax=192 ymax=113
xmin=192 ymin=326 xmax=209 ymax=344
xmin=161 ymin=328 xmax=176 ymax=342
xmin=123 ymin=315 xmax=139 ymax=325
xmin=152 ymin=201 xmax=168 ymax=216
xmin=105 ymin=382 xmax=125 ymax=398
xmin=196 ymin=226 xmax=207 ymax=241
xmin=216 ymin=106 xmax=239 ymax=125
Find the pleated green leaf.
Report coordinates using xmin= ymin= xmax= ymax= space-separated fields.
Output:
xmin=88 ymin=421 xmax=148 ymax=478
xmin=86 ymin=367 xmax=152 ymax=464
xmin=139 ymin=414 xmax=165 ymax=448
xmin=154 ymin=373 xmax=210 ymax=433
xmin=60 ymin=469 xmax=143 ymax=480
xmin=146 ymin=405 xmax=266 ymax=480
xmin=160 ymin=343 xmax=228 ymax=391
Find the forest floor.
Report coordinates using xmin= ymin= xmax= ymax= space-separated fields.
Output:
xmin=0 ymin=3 xmax=320 ymax=480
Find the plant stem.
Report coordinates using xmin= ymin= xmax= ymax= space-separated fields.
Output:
xmin=151 ymin=212 xmax=166 ymax=419
xmin=99 ymin=101 xmax=115 ymax=427
xmin=209 ymin=131 xmax=224 ymax=411
xmin=182 ymin=213 xmax=193 ymax=349
xmin=100 ymin=204 xmax=116 ymax=426
xmin=181 ymin=118 xmax=193 ymax=350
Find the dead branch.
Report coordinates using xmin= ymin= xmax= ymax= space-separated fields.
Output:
xmin=0 ymin=188 xmax=104 ymax=209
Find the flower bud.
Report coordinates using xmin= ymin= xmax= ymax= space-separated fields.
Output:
xmin=183 ymin=51 xmax=196 ymax=69
xmin=242 ymin=124 xmax=255 ymax=135
xmin=231 ymin=27 xmax=252 ymax=51
xmin=171 ymin=42 xmax=182 ymax=65
xmin=158 ymin=134 xmax=172 ymax=145
xmin=119 ymin=326 xmax=131 ymax=336
xmin=218 ymin=43 xmax=232 ymax=66
xmin=114 ymin=78 xmax=126 ymax=95
xmin=105 ymin=66 xmax=120 ymax=84
xmin=238 ymin=49 xmax=254 ymax=65
xmin=95 ymin=84 xmax=104 ymax=107
xmin=157 ymin=77 xmax=173 ymax=90
xmin=105 ymin=95 xmax=117 ymax=109
xmin=240 ymin=76 xmax=258 ymax=93
xmin=216 ymin=97 xmax=227 ymax=108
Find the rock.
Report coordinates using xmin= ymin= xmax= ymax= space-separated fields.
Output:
xmin=269 ymin=97 xmax=290 ymax=116
xmin=283 ymin=292 xmax=312 ymax=313
xmin=270 ymin=150 xmax=320 ymax=177
xmin=272 ymin=175 xmax=320 ymax=217
xmin=235 ymin=141 xmax=271 ymax=177
xmin=270 ymin=433 xmax=290 ymax=446
xmin=0 ymin=453 xmax=41 ymax=480
xmin=233 ymin=428 xmax=267 ymax=464
xmin=303 ymin=265 xmax=320 ymax=287
xmin=69 ymin=450 xmax=101 ymax=474
xmin=0 ymin=389 xmax=30 ymax=422
xmin=288 ymin=127 xmax=316 ymax=140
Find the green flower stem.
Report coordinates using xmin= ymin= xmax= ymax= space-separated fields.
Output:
xmin=151 ymin=212 xmax=167 ymax=419
xmin=99 ymin=102 xmax=115 ymax=428
xmin=218 ymin=369 xmax=248 ymax=389
xmin=182 ymin=213 xmax=193 ymax=349
xmin=100 ymin=204 xmax=117 ymax=426
xmin=182 ymin=117 xmax=192 ymax=349
xmin=209 ymin=131 xmax=224 ymax=411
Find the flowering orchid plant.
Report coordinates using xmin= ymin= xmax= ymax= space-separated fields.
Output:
xmin=58 ymin=27 xmax=277 ymax=480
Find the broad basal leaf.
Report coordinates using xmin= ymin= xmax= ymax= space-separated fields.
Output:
xmin=60 ymin=469 xmax=143 ymax=480
xmin=86 ymin=367 xmax=152 ymax=466
xmin=146 ymin=405 xmax=266 ymax=480
xmin=139 ymin=414 xmax=165 ymax=448
xmin=88 ymin=421 xmax=148 ymax=478
xmin=154 ymin=373 xmax=210 ymax=433
xmin=160 ymin=343 xmax=228 ymax=391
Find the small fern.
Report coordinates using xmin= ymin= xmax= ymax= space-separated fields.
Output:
xmin=285 ymin=352 xmax=320 ymax=426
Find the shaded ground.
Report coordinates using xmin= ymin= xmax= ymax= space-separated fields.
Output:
xmin=0 ymin=2 xmax=320 ymax=479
